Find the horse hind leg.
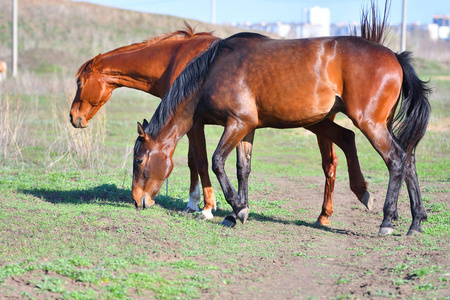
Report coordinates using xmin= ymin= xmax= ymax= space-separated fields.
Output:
xmin=315 ymin=136 xmax=337 ymax=226
xmin=306 ymin=119 xmax=370 ymax=209
xmin=235 ymin=130 xmax=255 ymax=224
xmin=405 ymin=154 xmax=427 ymax=235
xmin=357 ymin=122 xmax=407 ymax=236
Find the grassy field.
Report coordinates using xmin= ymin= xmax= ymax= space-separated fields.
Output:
xmin=1 ymin=1 xmax=449 ymax=299
xmin=1 ymin=61 xmax=449 ymax=299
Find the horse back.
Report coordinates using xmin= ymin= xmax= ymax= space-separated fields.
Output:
xmin=199 ymin=35 xmax=402 ymax=128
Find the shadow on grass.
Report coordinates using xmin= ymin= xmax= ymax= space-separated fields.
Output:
xmin=19 ymin=187 xmax=361 ymax=235
xmin=156 ymin=196 xmax=359 ymax=236
xmin=19 ymin=184 xmax=132 ymax=207
xmin=19 ymin=185 xmax=190 ymax=209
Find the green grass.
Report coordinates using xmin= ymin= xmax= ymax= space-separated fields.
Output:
xmin=1 ymin=60 xmax=450 ymax=299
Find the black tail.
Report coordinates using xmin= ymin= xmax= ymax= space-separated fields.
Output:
xmin=391 ymin=52 xmax=432 ymax=158
xmin=146 ymin=38 xmax=223 ymax=138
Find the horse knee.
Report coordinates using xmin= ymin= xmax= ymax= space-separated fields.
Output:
xmin=236 ymin=161 xmax=251 ymax=181
xmin=212 ymin=156 xmax=224 ymax=175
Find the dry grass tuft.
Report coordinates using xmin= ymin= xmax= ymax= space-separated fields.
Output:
xmin=0 ymin=92 xmax=26 ymax=163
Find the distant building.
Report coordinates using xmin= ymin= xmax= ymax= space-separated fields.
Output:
xmin=235 ymin=6 xmax=331 ymax=39
xmin=303 ymin=6 xmax=330 ymax=37
xmin=432 ymin=15 xmax=450 ymax=40
xmin=433 ymin=15 xmax=450 ymax=27
xmin=234 ymin=10 xmax=449 ymax=42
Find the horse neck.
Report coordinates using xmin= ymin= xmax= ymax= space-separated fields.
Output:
xmin=154 ymin=93 xmax=201 ymax=147
xmin=98 ymin=42 xmax=179 ymax=97
xmin=99 ymin=36 xmax=217 ymax=98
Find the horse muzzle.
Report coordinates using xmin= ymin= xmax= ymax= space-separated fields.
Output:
xmin=69 ymin=114 xmax=89 ymax=128
xmin=133 ymin=195 xmax=155 ymax=210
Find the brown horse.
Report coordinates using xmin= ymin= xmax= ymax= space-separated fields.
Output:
xmin=132 ymin=9 xmax=431 ymax=235
xmin=70 ymin=25 xmax=218 ymax=218
xmin=70 ymin=24 xmax=365 ymax=225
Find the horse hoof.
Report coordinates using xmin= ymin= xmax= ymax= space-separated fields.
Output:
xmin=407 ymin=228 xmax=422 ymax=236
xmin=197 ymin=209 xmax=214 ymax=220
xmin=183 ymin=207 xmax=199 ymax=214
xmin=315 ymin=219 xmax=330 ymax=227
xmin=221 ymin=215 xmax=236 ymax=228
xmin=378 ymin=227 xmax=394 ymax=236
xmin=361 ymin=192 xmax=373 ymax=210
xmin=236 ymin=207 xmax=249 ymax=224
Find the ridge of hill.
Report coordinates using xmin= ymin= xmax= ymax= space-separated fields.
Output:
xmin=0 ymin=0 xmax=248 ymax=75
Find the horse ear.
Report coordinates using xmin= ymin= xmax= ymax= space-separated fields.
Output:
xmin=92 ymin=53 xmax=102 ymax=66
xmin=137 ymin=122 xmax=149 ymax=141
xmin=137 ymin=122 xmax=145 ymax=137
xmin=143 ymin=119 xmax=149 ymax=127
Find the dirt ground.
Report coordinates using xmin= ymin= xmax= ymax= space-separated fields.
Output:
xmin=209 ymin=175 xmax=450 ymax=299
xmin=1 ymin=176 xmax=448 ymax=299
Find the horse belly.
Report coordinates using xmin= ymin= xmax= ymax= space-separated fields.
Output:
xmin=256 ymin=90 xmax=337 ymax=128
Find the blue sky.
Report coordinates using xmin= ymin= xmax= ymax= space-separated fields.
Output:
xmin=74 ymin=0 xmax=449 ymax=25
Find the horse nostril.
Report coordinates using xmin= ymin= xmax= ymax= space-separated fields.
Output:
xmin=133 ymin=199 xmax=139 ymax=209
xmin=142 ymin=196 xmax=147 ymax=209
xmin=69 ymin=114 xmax=73 ymax=124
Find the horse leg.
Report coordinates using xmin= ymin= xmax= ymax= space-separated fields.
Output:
xmin=185 ymin=138 xmax=201 ymax=213
xmin=186 ymin=125 xmax=216 ymax=219
xmin=212 ymin=122 xmax=253 ymax=227
xmin=235 ymin=130 xmax=256 ymax=224
xmin=356 ymin=122 xmax=406 ymax=235
xmin=314 ymin=135 xmax=337 ymax=226
xmin=306 ymin=119 xmax=370 ymax=208
xmin=405 ymin=154 xmax=428 ymax=235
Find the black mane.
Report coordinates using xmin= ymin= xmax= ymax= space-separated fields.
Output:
xmin=141 ymin=31 xmax=269 ymax=140
xmin=143 ymin=38 xmax=222 ymax=139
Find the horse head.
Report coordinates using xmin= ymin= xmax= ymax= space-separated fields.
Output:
xmin=132 ymin=120 xmax=174 ymax=210
xmin=70 ymin=54 xmax=115 ymax=128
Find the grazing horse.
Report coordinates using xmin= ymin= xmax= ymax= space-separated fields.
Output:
xmin=70 ymin=25 xmax=218 ymax=218
xmin=70 ymin=24 xmax=367 ymax=225
xmin=0 ymin=61 xmax=7 ymax=81
xmin=132 ymin=8 xmax=431 ymax=235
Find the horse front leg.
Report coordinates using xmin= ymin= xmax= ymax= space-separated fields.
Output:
xmin=185 ymin=140 xmax=201 ymax=213
xmin=186 ymin=125 xmax=216 ymax=219
xmin=212 ymin=123 xmax=253 ymax=227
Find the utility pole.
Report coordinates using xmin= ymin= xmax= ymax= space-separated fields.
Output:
xmin=400 ymin=0 xmax=407 ymax=52
xmin=12 ymin=0 xmax=18 ymax=77
xmin=211 ymin=0 xmax=216 ymax=24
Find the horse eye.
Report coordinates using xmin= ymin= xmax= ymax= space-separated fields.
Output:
xmin=136 ymin=158 xmax=144 ymax=165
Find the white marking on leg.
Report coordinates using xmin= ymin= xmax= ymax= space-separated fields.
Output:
xmin=201 ymin=208 xmax=214 ymax=220
xmin=186 ymin=183 xmax=201 ymax=212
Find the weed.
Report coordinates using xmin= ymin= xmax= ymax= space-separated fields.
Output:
xmin=33 ymin=276 xmax=67 ymax=293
